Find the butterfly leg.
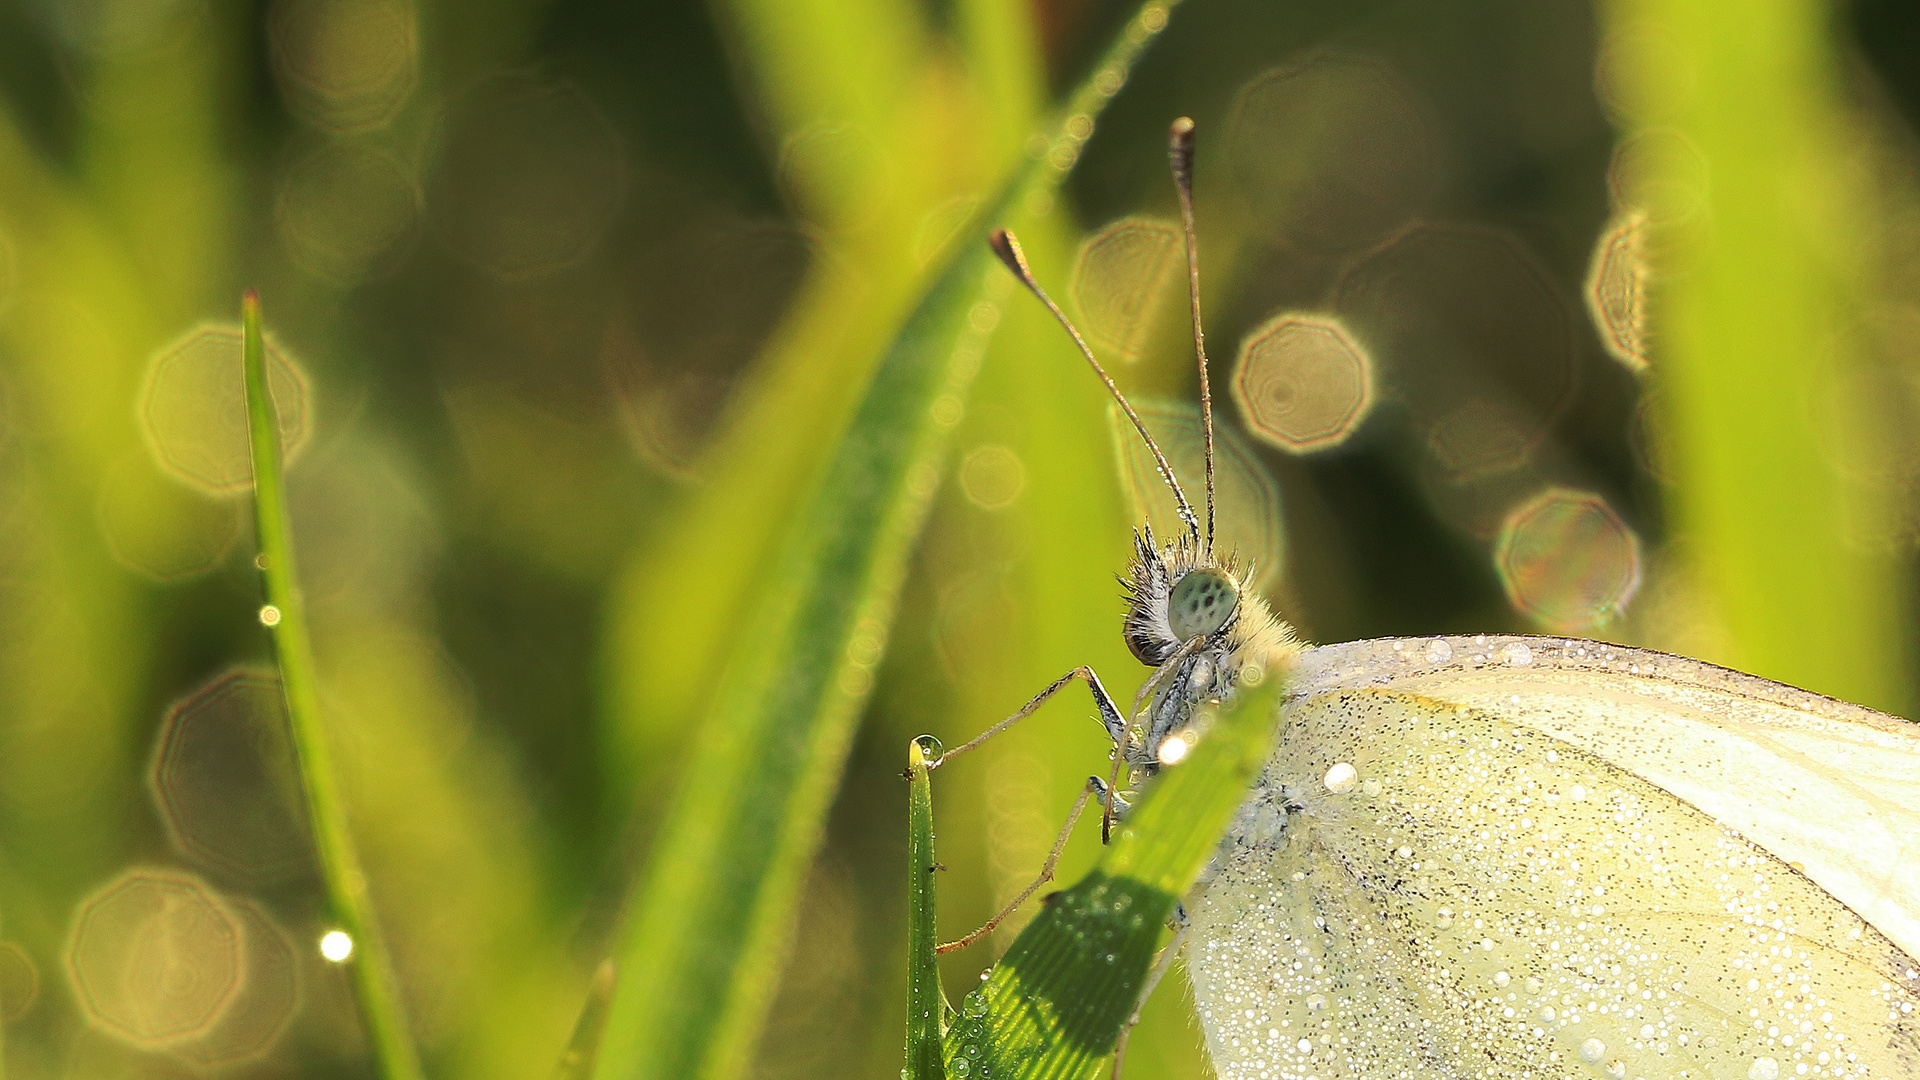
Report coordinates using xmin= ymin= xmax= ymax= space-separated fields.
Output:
xmin=935 ymin=666 xmax=1129 ymax=766
xmin=936 ymin=775 xmax=1110 ymax=954
xmin=1110 ymin=906 xmax=1189 ymax=1079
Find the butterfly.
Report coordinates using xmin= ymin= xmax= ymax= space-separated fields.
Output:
xmin=953 ymin=115 xmax=1920 ymax=1080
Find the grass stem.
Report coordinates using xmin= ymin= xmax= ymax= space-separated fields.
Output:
xmin=243 ymin=291 xmax=425 ymax=1080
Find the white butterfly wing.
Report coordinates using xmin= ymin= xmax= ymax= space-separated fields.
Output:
xmin=1184 ymin=636 xmax=1920 ymax=1080
xmin=1289 ymin=635 xmax=1920 ymax=959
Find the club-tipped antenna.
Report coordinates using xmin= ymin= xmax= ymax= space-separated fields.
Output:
xmin=988 ymin=227 xmax=1201 ymax=547
xmin=1168 ymin=116 xmax=1216 ymax=557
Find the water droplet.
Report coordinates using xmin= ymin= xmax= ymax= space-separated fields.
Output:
xmin=1322 ymin=762 xmax=1358 ymax=794
xmin=319 ymin=929 xmax=353 ymax=962
xmin=1492 ymin=971 xmax=1511 ymax=989
xmin=258 ymin=604 xmax=282 ymax=627
xmin=1524 ymin=976 xmax=1544 ymax=994
xmin=1747 ymin=1059 xmax=1779 ymax=1080
xmin=1537 ymin=1006 xmax=1556 ymax=1024
xmin=1361 ymin=777 xmax=1384 ymax=797
xmin=1157 ymin=733 xmax=1191 ymax=764
xmin=1579 ymin=1037 xmax=1605 ymax=1063
xmin=953 ymin=1058 xmax=970 ymax=1076
xmin=1305 ymin=993 xmax=1327 ymax=1012
xmin=1502 ymin=641 xmax=1533 ymax=667
xmin=912 ymin=734 xmax=944 ymax=766
xmin=1424 ymin=638 xmax=1452 ymax=664
xmin=1435 ymin=909 xmax=1454 ymax=930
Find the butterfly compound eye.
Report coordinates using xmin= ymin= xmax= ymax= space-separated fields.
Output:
xmin=1167 ymin=568 xmax=1239 ymax=642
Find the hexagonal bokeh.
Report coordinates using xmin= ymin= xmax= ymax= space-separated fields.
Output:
xmin=140 ymin=325 xmax=311 ymax=495
xmin=1069 ymin=216 xmax=1181 ymax=362
xmin=603 ymin=217 xmax=815 ymax=481
xmin=96 ymin=455 xmax=243 ymax=582
xmin=1586 ymin=212 xmax=1648 ymax=371
xmin=0 ymin=227 xmax=15 ymax=315
xmin=1494 ymin=486 xmax=1643 ymax=631
xmin=430 ymin=73 xmax=623 ymax=280
xmin=1110 ymin=399 xmax=1285 ymax=591
xmin=277 ymin=140 xmax=421 ymax=285
xmin=0 ymin=940 xmax=39 ymax=1021
xmin=151 ymin=669 xmax=315 ymax=884
xmin=1232 ymin=312 xmax=1375 ymax=453
xmin=1335 ymin=223 xmax=1579 ymax=479
xmin=169 ymin=899 xmax=300 ymax=1068
xmin=269 ymin=0 xmax=418 ymax=130
xmin=1226 ymin=54 xmax=1435 ymax=254
xmin=66 ymin=870 xmax=244 ymax=1047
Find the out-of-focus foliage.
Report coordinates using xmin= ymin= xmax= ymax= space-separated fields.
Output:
xmin=0 ymin=0 xmax=1918 ymax=1079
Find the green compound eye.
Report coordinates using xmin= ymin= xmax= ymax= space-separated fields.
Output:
xmin=1167 ymin=568 xmax=1239 ymax=642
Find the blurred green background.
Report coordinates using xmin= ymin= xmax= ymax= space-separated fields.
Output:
xmin=2 ymin=0 xmax=1919 ymax=1077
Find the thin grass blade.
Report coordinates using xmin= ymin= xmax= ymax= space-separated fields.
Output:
xmin=941 ymin=675 xmax=1283 ymax=1080
xmin=906 ymin=738 xmax=950 ymax=1080
xmin=242 ymin=292 xmax=423 ymax=1080
xmin=591 ymin=5 xmax=1190 ymax=1078
xmin=554 ymin=960 xmax=620 ymax=1080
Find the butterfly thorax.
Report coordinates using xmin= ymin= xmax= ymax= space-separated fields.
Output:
xmin=1119 ymin=525 xmax=1300 ymax=777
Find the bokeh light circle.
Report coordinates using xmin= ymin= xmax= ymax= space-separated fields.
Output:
xmin=66 ymin=869 xmax=244 ymax=1047
xmin=1335 ymin=223 xmax=1579 ymax=479
xmin=1585 ymin=212 xmax=1649 ymax=371
xmin=1069 ymin=216 xmax=1181 ymax=362
xmin=0 ymin=941 xmax=39 ymax=1022
xmin=1494 ymin=486 xmax=1643 ymax=630
xmin=139 ymin=325 xmax=312 ymax=495
xmin=269 ymin=0 xmax=418 ymax=131
xmin=169 ymin=899 xmax=300 ymax=1068
xmin=1111 ymin=400 xmax=1285 ymax=590
xmin=96 ymin=455 xmax=243 ymax=582
xmin=276 ymin=140 xmax=421 ymax=284
xmin=430 ymin=74 xmax=624 ymax=280
xmin=1226 ymin=54 xmax=1435 ymax=254
xmin=151 ymin=668 xmax=314 ymax=884
xmin=1231 ymin=312 xmax=1375 ymax=452
xmin=959 ymin=444 xmax=1026 ymax=511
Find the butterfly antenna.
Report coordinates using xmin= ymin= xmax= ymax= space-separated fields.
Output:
xmin=1168 ymin=117 xmax=1216 ymax=557
xmin=989 ymin=227 xmax=1201 ymax=546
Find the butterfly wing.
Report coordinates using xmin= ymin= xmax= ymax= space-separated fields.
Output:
xmin=1288 ymin=635 xmax=1920 ymax=959
xmin=1183 ymin=638 xmax=1920 ymax=1080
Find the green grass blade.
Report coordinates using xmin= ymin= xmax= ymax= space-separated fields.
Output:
xmin=941 ymin=674 xmax=1283 ymax=1080
xmin=242 ymin=292 xmax=423 ymax=1080
xmin=1601 ymin=0 xmax=1905 ymax=714
xmin=906 ymin=738 xmax=950 ymax=1080
xmin=592 ymin=6 xmax=1189 ymax=1078
xmin=554 ymin=960 xmax=620 ymax=1080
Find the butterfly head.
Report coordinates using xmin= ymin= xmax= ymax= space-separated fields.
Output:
xmin=1122 ymin=527 xmax=1243 ymax=664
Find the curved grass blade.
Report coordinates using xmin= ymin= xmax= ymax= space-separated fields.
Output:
xmin=1601 ymin=0 xmax=1903 ymax=713
xmin=555 ymin=960 xmax=620 ymax=1080
xmin=591 ymin=5 xmax=1192 ymax=1078
xmin=242 ymin=292 xmax=423 ymax=1080
xmin=941 ymin=675 xmax=1282 ymax=1080
xmin=906 ymin=738 xmax=950 ymax=1080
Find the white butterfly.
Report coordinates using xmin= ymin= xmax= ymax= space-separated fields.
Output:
xmin=1190 ymin=634 xmax=1920 ymax=1080
xmin=979 ymin=116 xmax=1920 ymax=1080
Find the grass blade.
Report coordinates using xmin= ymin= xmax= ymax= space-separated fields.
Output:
xmin=591 ymin=5 xmax=1190 ymax=1078
xmin=242 ymin=291 xmax=423 ymax=1080
xmin=940 ymin=674 xmax=1283 ymax=1080
xmin=906 ymin=737 xmax=950 ymax=1080
xmin=554 ymin=960 xmax=620 ymax=1080
xmin=1600 ymin=0 xmax=1904 ymax=713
